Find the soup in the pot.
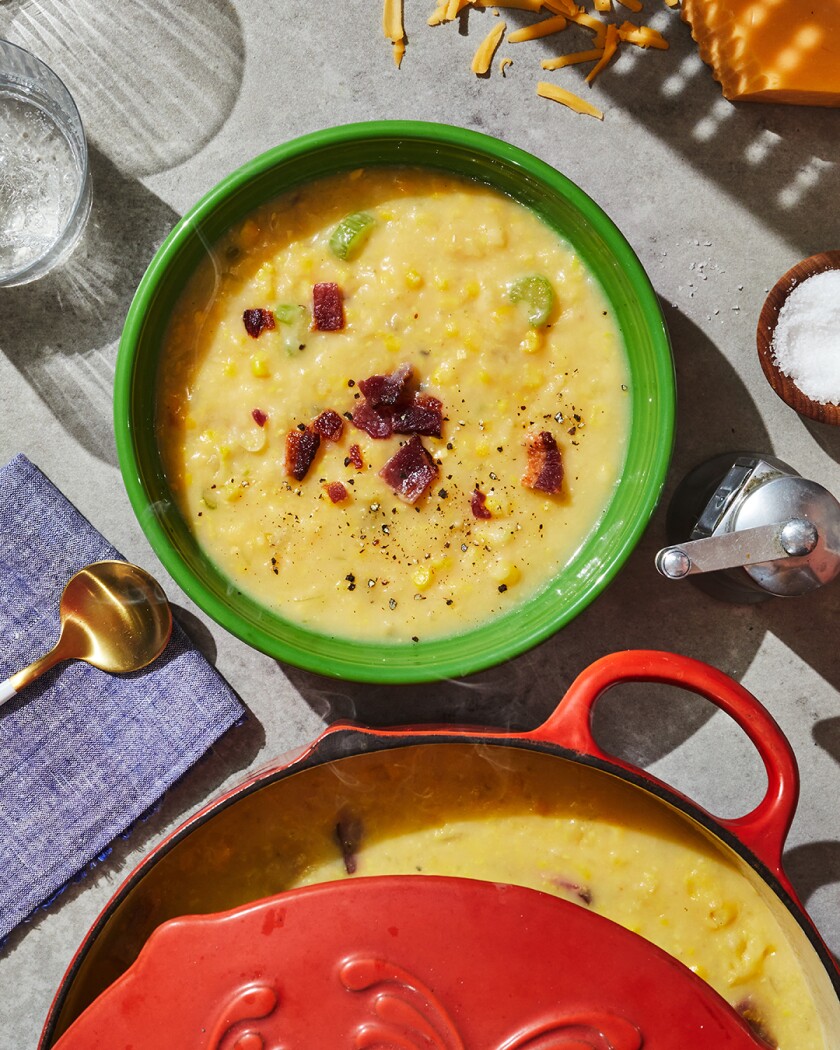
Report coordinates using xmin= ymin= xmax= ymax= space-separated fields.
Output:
xmin=156 ymin=167 xmax=629 ymax=642
xmin=52 ymin=746 xmax=835 ymax=1050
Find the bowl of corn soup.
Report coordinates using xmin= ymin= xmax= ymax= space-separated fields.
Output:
xmin=115 ymin=121 xmax=675 ymax=682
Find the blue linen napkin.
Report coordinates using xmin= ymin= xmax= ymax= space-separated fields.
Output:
xmin=0 ymin=454 xmax=244 ymax=941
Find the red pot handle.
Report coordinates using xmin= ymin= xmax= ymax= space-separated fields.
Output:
xmin=526 ymin=649 xmax=799 ymax=877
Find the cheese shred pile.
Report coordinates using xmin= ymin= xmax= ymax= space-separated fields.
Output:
xmin=383 ymin=0 xmax=673 ymax=115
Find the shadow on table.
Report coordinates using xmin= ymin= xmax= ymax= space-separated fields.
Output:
xmin=465 ymin=3 xmax=840 ymax=262
xmin=1 ymin=0 xmax=245 ymax=178
xmin=0 ymin=146 xmax=179 ymax=466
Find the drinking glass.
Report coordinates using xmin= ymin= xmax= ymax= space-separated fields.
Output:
xmin=0 ymin=39 xmax=91 ymax=286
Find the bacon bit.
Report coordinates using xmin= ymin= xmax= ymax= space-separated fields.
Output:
xmin=285 ymin=426 xmax=321 ymax=482
xmin=379 ymin=435 xmax=440 ymax=504
xmin=522 ymin=431 xmax=564 ymax=494
xmin=313 ymin=409 xmax=344 ymax=441
xmin=243 ymin=308 xmax=276 ymax=338
xmin=735 ymin=1000 xmax=776 ymax=1048
xmin=347 ymin=444 xmax=364 ymax=469
xmin=251 ymin=408 xmax=268 ymax=427
xmin=312 ymin=282 xmax=345 ymax=331
xmin=552 ymin=877 xmax=593 ymax=906
xmin=393 ymin=393 xmax=444 ymax=437
xmin=352 ymin=399 xmax=394 ymax=439
xmin=471 ymin=489 xmax=492 ymax=519
xmin=325 ymin=481 xmax=348 ymax=504
xmin=358 ymin=363 xmax=414 ymax=409
xmin=335 ymin=812 xmax=363 ymax=875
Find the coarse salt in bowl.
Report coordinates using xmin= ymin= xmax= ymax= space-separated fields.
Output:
xmin=772 ymin=270 xmax=840 ymax=405
xmin=757 ymin=251 xmax=840 ymax=426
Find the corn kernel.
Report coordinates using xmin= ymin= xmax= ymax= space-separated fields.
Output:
xmin=223 ymin=359 xmax=237 ymax=377
xmin=444 ymin=321 xmax=459 ymax=338
xmin=413 ymin=566 xmax=433 ymax=590
xmin=239 ymin=219 xmax=260 ymax=248
xmin=431 ymin=555 xmax=452 ymax=571
xmin=251 ymin=355 xmax=270 ymax=378
xmin=484 ymin=494 xmax=507 ymax=516
xmin=491 ymin=305 xmax=514 ymax=323
xmin=492 ymin=561 xmax=521 ymax=586
xmin=519 ymin=329 xmax=542 ymax=354
xmin=434 ymin=274 xmax=449 ymax=291
xmin=219 ymin=444 xmax=231 ymax=460
xmin=405 ymin=268 xmax=423 ymax=289
xmin=464 ymin=280 xmax=480 ymax=299
xmin=478 ymin=369 xmax=492 ymax=385
xmin=463 ymin=333 xmax=480 ymax=354
xmin=200 ymin=429 xmax=216 ymax=444
xmin=379 ymin=209 xmax=395 ymax=220
xmin=475 ymin=439 xmax=490 ymax=457
xmin=385 ymin=334 xmax=401 ymax=353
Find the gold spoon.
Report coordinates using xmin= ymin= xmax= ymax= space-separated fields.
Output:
xmin=0 ymin=560 xmax=172 ymax=707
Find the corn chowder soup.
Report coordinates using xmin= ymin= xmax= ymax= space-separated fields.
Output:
xmin=157 ymin=168 xmax=630 ymax=641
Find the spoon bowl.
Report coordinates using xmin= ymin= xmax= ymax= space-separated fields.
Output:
xmin=0 ymin=561 xmax=172 ymax=706
xmin=756 ymin=250 xmax=840 ymax=425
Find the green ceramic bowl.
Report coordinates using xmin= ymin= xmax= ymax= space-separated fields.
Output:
xmin=115 ymin=121 xmax=674 ymax=684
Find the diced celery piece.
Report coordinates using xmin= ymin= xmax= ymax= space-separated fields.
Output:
xmin=275 ymin=303 xmax=306 ymax=325
xmin=509 ymin=275 xmax=555 ymax=327
xmin=329 ymin=212 xmax=376 ymax=261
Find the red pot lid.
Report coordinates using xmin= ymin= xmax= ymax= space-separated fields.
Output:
xmin=53 ymin=875 xmax=769 ymax=1049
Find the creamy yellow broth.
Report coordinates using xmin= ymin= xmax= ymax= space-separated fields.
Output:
xmin=157 ymin=168 xmax=630 ymax=641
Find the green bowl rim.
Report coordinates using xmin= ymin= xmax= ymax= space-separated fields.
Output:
xmin=115 ymin=119 xmax=675 ymax=684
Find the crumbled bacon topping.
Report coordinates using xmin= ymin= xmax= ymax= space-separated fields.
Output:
xmin=522 ymin=431 xmax=564 ymax=494
xmin=393 ymin=393 xmax=443 ymax=438
xmin=470 ymin=489 xmax=492 ymax=519
xmin=325 ymin=481 xmax=348 ymax=504
xmin=313 ymin=409 xmax=344 ymax=441
xmin=352 ymin=364 xmax=443 ymax=441
xmin=347 ymin=444 xmax=364 ymax=470
xmin=243 ymin=308 xmax=275 ymax=338
xmin=379 ymin=435 xmax=439 ymax=505
xmin=358 ymin=363 xmax=413 ymax=409
xmin=352 ymin=399 xmax=394 ymax=439
xmin=313 ymin=282 xmax=345 ymax=331
xmin=251 ymin=408 xmax=268 ymax=427
xmin=285 ymin=426 xmax=321 ymax=482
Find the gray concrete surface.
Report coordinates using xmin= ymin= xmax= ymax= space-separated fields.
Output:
xmin=1 ymin=0 xmax=839 ymax=1045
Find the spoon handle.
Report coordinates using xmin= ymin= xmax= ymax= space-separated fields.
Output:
xmin=0 ymin=647 xmax=63 ymax=708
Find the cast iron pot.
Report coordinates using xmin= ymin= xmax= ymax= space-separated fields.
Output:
xmin=41 ymin=650 xmax=840 ymax=1047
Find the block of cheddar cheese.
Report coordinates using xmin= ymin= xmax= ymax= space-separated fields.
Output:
xmin=681 ymin=0 xmax=840 ymax=106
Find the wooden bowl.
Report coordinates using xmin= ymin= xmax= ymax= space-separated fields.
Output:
xmin=756 ymin=250 xmax=840 ymax=425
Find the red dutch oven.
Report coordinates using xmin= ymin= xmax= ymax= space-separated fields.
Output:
xmin=41 ymin=650 xmax=840 ymax=1048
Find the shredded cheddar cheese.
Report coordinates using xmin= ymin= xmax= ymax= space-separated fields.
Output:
xmin=536 ymin=80 xmax=604 ymax=118
xmin=586 ymin=22 xmax=619 ymax=80
xmin=383 ymin=0 xmax=406 ymax=64
xmin=618 ymin=20 xmax=669 ymax=47
xmin=389 ymin=0 xmax=675 ymax=120
xmin=508 ymin=14 xmax=568 ymax=41
xmin=541 ymin=48 xmax=604 ymax=69
xmin=472 ymin=20 xmax=507 ymax=73
xmin=475 ymin=0 xmax=542 ymax=9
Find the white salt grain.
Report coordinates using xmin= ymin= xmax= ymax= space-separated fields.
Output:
xmin=771 ymin=269 xmax=840 ymax=404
